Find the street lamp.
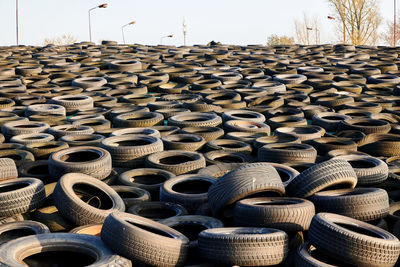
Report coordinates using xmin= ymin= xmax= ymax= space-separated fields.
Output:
xmin=88 ymin=3 xmax=108 ymax=42
xmin=122 ymin=21 xmax=135 ymax=44
xmin=183 ymin=17 xmax=187 ymax=46
xmin=327 ymin=15 xmax=346 ymax=44
xmin=16 ymin=0 xmax=19 ymax=46
xmin=160 ymin=34 xmax=173 ymax=45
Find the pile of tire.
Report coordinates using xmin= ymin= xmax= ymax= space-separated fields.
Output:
xmin=0 ymin=41 xmax=400 ymax=266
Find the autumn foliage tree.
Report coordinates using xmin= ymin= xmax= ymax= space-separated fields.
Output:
xmin=381 ymin=12 xmax=400 ymax=46
xmin=294 ymin=13 xmax=321 ymax=45
xmin=43 ymin=34 xmax=78 ymax=46
xmin=266 ymin=35 xmax=295 ymax=46
xmin=327 ymin=0 xmax=382 ymax=45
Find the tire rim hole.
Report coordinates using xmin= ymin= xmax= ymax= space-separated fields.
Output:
xmin=23 ymin=250 xmax=96 ymax=267
xmin=73 ymin=184 xmax=113 ymax=210
xmin=0 ymin=228 xmax=36 ymax=246
xmin=172 ymin=180 xmax=212 ymax=194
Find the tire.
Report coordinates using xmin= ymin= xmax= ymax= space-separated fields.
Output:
xmin=101 ymin=212 xmax=189 ymax=267
xmin=0 ymin=220 xmax=49 ymax=246
xmin=310 ymin=188 xmax=389 ymax=221
xmin=0 ymin=149 xmax=34 ymax=168
xmin=113 ymin=111 xmax=164 ymax=128
xmin=306 ymin=137 xmax=357 ymax=156
xmin=253 ymin=134 xmax=301 ymax=149
xmin=25 ymin=141 xmax=69 ymax=159
xmin=48 ymin=124 xmax=94 ymax=139
xmin=285 ymin=159 xmax=357 ymax=198
xmin=267 ymin=115 xmax=307 ymax=131
xmin=111 ymin=185 xmax=151 ymax=208
xmin=222 ymin=110 xmax=265 ymax=123
xmin=1 ymin=120 xmax=49 ymax=140
xmin=198 ymin=227 xmax=288 ymax=266
xmin=10 ymin=133 xmax=55 ymax=145
xmin=0 ymin=178 xmax=45 ymax=217
xmin=48 ymin=146 xmax=112 ymax=180
xmin=223 ymin=120 xmax=270 ymax=134
xmin=72 ymin=118 xmax=111 ymax=132
xmin=180 ymin=126 xmax=224 ymax=142
xmin=72 ymin=77 xmax=107 ymax=89
xmin=159 ymin=215 xmax=224 ymax=249
xmin=18 ymin=160 xmax=53 ymax=183
xmin=258 ymin=143 xmax=317 ymax=164
xmin=152 ymin=125 xmax=181 ymax=137
xmin=234 ymin=197 xmax=315 ymax=232
xmin=0 ymin=233 xmax=131 ymax=267
xmin=53 ymin=173 xmax=125 ymax=225
xmin=204 ymin=150 xmax=254 ymax=165
xmin=110 ymin=127 xmax=161 ymax=138
xmin=168 ymin=112 xmax=222 ymax=128
xmin=146 ymin=150 xmax=206 ymax=175
xmin=127 ymin=201 xmax=188 ymax=221
xmin=197 ymin=163 xmax=244 ymax=178
xmin=274 ymin=125 xmax=324 ymax=142
xmin=312 ymin=112 xmax=351 ymax=132
xmin=205 ymin=139 xmax=252 ymax=154
xmin=160 ymin=174 xmax=216 ymax=213
xmin=208 ymin=163 xmax=285 ymax=216
xmin=118 ymin=168 xmax=175 ymax=199
xmin=295 ymin=242 xmax=348 ymax=267
xmin=25 ymin=104 xmax=66 ymax=117
xmin=108 ymin=59 xmax=142 ymax=71
xmin=59 ymin=134 xmax=105 ymax=147
xmin=333 ymin=155 xmax=389 ymax=185
xmin=49 ymin=94 xmax=94 ymax=113
xmin=101 ymin=135 xmax=163 ymax=168
xmin=338 ymin=118 xmax=391 ymax=134
xmin=308 ymin=213 xmax=400 ymax=267
xmin=359 ymin=133 xmax=400 ymax=157
xmin=0 ymin=158 xmax=17 ymax=181
xmin=268 ymin=162 xmax=300 ymax=186
xmin=162 ymin=134 xmax=206 ymax=151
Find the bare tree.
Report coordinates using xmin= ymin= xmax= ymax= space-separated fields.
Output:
xmin=294 ymin=13 xmax=321 ymax=45
xmin=266 ymin=35 xmax=295 ymax=46
xmin=44 ymin=34 xmax=78 ymax=45
xmin=327 ymin=0 xmax=382 ymax=45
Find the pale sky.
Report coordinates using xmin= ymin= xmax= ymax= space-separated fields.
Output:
xmin=0 ymin=0 xmax=395 ymax=46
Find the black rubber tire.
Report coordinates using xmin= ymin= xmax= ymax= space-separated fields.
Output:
xmin=0 ymin=220 xmax=49 ymax=246
xmin=198 ymin=227 xmax=288 ymax=266
xmin=208 ymin=163 xmax=285 ymax=216
xmin=48 ymin=124 xmax=94 ymax=139
xmin=308 ymin=212 xmax=400 ymax=267
xmin=180 ymin=126 xmax=225 ymax=142
xmin=0 ymin=178 xmax=45 ymax=217
xmin=113 ymin=111 xmax=164 ymax=128
xmin=1 ymin=120 xmax=50 ymax=140
xmin=49 ymin=94 xmax=94 ymax=113
xmin=127 ymin=201 xmax=188 ymax=221
xmin=162 ymin=134 xmax=206 ymax=151
xmin=25 ymin=141 xmax=69 ymax=160
xmin=0 ymin=233 xmax=131 ymax=267
xmin=286 ymin=159 xmax=357 ymax=198
xmin=118 ymin=168 xmax=175 ymax=199
xmin=224 ymin=120 xmax=271 ymax=134
xmin=159 ymin=215 xmax=224 ymax=249
xmin=234 ymin=197 xmax=315 ymax=232
xmin=48 ymin=146 xmax=112 ymax=180
xmin=0 ymin=158 xmax=18 ymax=181
xmin=160 ymin=174 xmax=216 ymax=213
xmin=168 ymin=112 xmax=222 ymax=128
xmin=268 ymin=162 xmax=300 ymax=187
xmin=204 ymin=150 xmax=254 ymax=165
xmin=110 ymin=127 xmax=161 ymax=138
xmin=333 ymin=155 xmax=389 ymax=185
xmin=111 ymin=185 xmax=151 ymax=209
xmin=258 ymin=143 xmax=317 ymax=164
xmin=101 ymin=135 xmax=163 ymax=168
xmin=146 ymin=150 xmax=206 ymax=175
xmin=59 ymin=134 xmax=105 ymax=147
xmin=338 ymin=118 xmax=391 ymax=134
xmin=10 ymin=133 xmax=54 ymax=145
xmin=312 ymin=112 xmax=351 ymax=132
xmin=295 ymin=242 xmax=351 ymax=267
xmin=310 ymin=188 xmax=389 ymax=221
xmin=306 ymin=137 xmax=357 ymax=156
xmin=0 ymin=149 xmax=34 ymax=168
xmin=101 ymin=212 xmax=189 ymax=267
xmin=222 ymin=110 xmax=265 ymax=123
xmin=197 ymin=163 xmax=244 ymax=178
xmin=205 ymin=139 xmax=252 ymax=154
xmin=18 ymin=160 xmax=53 ymax=184
xmin=53 ymin=173 xmax=125 ymax=225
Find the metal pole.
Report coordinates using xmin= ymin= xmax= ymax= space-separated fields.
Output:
xmin=343 ymin=21 xmax=346 ymax=44
xmin=395 ymin=0 xmax=397 ymax=46
xmin=88 ymin=9 xmax=92 ymax=42
xmin=183 ymin=17 xmax=187 ymax=46
xmin=122 ymin=27 xmax=125 ymax=44
xmin=16 ymin=0 xmax=19 ymax=46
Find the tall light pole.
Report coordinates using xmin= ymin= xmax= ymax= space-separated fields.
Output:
xmin=88 ymin=3 xmax=108 ymax=42
xmin=183 ymin=17 xmax=187 ymax=46
xmin=306 ymin=27 xmax=312 ymax=45
xmin=160 ymin=34 xmax=173 ymax=45
xmin=328 ymin=15 xmax=345 ymax=44
xmin=122 ymin=21 xmax=135 ymax=44
xmin=16 ymin=0 xmax=19 ymax=46
xmin=395 ymin=0 xmax=397 ymax=46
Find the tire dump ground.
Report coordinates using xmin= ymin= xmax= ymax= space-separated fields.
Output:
xmin=1 ymin=42 xmax=400 ymax=266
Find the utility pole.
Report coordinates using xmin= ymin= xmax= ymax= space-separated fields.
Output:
xmin=395 ymin=0 xmax=397 ymax=46
xmin=183 ymin=17 xmax=187 ymax=46
xmin=16 ymin=0 xmax=19 ymax=46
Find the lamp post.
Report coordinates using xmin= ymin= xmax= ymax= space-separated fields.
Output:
xmin=122 ymin=21 xmax=135 ymax=44
xmin=183 ymin=17 xmax=187 ymax=46
xmin=327 ymin=15 xmax=346 ymax=44
xmin=88 ymin=3 xmax=108 ymax=42
xmin=395 ymin=0 xmax=397 ymax=46
xmin=306 ymin=27 xmax=312 ymax=45
xmin=160 ymin=34 xmax=173 ymax=45
xmin=16 ymin=0 xmax=19 ymax=46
